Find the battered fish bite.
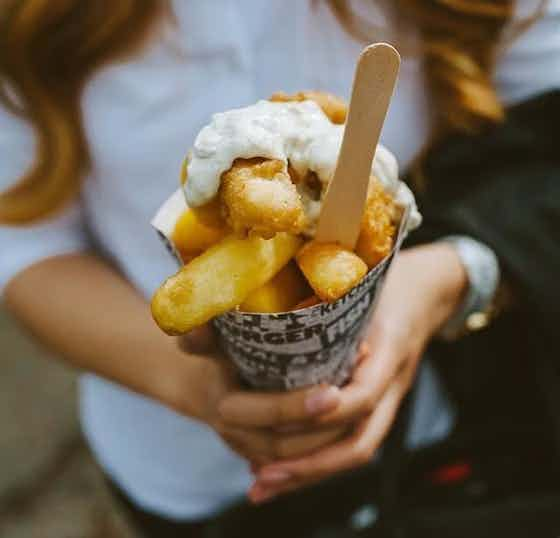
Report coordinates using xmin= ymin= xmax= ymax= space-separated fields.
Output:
xmin=356 ymin=179 xmax=399 ymax=268
xmin=187 ymin=93 xmax=348 ymax=240
xmin=219 ymin=158 xmax=306 ymax=238
xmin=270 ymin=91 xmax=348 ymax=124
xmin=296 ymin=241 xmax=368 ymax=302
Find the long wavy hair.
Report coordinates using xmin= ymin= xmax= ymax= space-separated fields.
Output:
xmin=0 ymin=0 xmax=543 ymax=223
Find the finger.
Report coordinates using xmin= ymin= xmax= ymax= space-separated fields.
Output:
xmin=250 ymin=476 xmax=322 ymax=503
xmin=248 ymin=481 xmax=278 ymax=504
xmin=177 ymin=324 xmax=219 ymax=355
xmin=219 ymin=384 xmax=341 ymax=428
xmin=221 ymin=434 xmax=269 ymax=465
xmin=316 ymin=336 xmax=405 ymax=426
xmin=357 ymin=340 xmax=371 ymax=362
xmin=221 ymin=426 xmax=276 ymax=464
xmin=275 ymin=423 xmax=308 ymax=433
xmin=249 ymin=462 xmax=261 ymax=474
xmin=271 ymin=425 xmax=347 ymax=460
xmin=256 ymin=367 xmax=411 ymax=487
xmin=223 ymin=423 xmax=346 ymax=462
xmin=223 ymin=439 xmax=271 ymax=466
xmin=250 ymin=459 xmax=340 ymax=502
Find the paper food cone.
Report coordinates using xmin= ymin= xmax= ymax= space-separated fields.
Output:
xmin=152 ymin=189 xmax=409 ymax=391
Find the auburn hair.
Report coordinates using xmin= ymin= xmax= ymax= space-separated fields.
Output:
xmin=0 ymin=0 xmax=543 ymax=223
xmin=0 ymin=0 xmax=162 ymax=223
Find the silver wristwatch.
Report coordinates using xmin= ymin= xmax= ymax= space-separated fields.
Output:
xmin=438 ymin=235 xmax=501 ymax=340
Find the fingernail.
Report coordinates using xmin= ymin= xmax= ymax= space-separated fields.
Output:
xmin=259 ymin=469 xmax=291 ymax=483
xmin=305 ymin=386 xmax=339 ymax=415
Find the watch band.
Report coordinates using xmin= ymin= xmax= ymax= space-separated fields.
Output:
xmin=438 ymin=235 xmax=501 ymax=340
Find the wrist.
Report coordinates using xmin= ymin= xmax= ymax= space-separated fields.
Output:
xmin=153 ymin=337 xmax=236 ymax=427
xmin=145 ymin=339 xmax=211 ymax=421
xmin=437 ymin=236 xmax=501 ymax=339
xmin=401 ymin=243 xmax=468 ymax=334
xmin=431 ymin=243 xmax=469 ymax=332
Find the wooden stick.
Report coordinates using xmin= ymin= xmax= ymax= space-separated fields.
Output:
xmin=315 ymin=43 xmax=401 ymax=249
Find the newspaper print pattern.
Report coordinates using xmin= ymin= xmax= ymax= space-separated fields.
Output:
xmin=213 ymin=253 xmax=393 ymax=390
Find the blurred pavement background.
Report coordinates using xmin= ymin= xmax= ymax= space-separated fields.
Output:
xmin=0 ymin=306 xmax=139 ymax=538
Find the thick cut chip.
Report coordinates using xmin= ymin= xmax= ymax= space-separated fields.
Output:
xmin=270 ymin=91 xmax=348 ymax=124
xmin=296 ymin=242 xmax=368 ymax=302
xmin=220 ymin=158 xmax=306 ymax=238
xmin=172 ymin=208 xmax=227 ymax=262
xmin=152 ymin=233 xmax=303 ymax=334
xmin=190 ymin=197 xmax=224 ymax=229
xmin=240 ymin=261 xmax=312 ymax=313
xmin=356 ymin=180 xmax=398 ymax=268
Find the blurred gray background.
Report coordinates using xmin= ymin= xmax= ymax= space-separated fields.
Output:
xmin=0 ymin=305 xmax=139 ymax=537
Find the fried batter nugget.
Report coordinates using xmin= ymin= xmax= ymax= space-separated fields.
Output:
xmin=356 ymin=180 xmax=399 ymax=268
xmin=185 ymin=92 xmax=347 ymax=239
xmin=270 ymin=91 xmax=348 ymax=124
xmin=296 ymin=241 xmax=368 ymax=302
xmin=219 ymin=158 xmax=306 ymax=238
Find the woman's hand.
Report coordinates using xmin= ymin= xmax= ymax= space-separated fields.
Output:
xmin=168 ymin=325 xmax=351 ymax=466
xmin=4 ymin=254 xmax=347 ymax=469
xmin=244 ymin=243 xmax=468 ymax=502
xmin=7 ymin=248 xmax=464 ymax=500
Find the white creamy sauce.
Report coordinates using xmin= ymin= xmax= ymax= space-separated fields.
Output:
xmin=184 ymin=100 xmax=421 ymax=231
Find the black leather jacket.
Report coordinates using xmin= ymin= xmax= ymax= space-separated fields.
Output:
xmin=405 ymin=91 xmax=560 ymax=432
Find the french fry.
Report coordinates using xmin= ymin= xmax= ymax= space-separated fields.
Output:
xmin=296 ymin=241 xmax=368 ymax=302
xmin=152 ymin=233 xmax=303 ymax=334
xmin=189 ymin=198 xmax=225 ymax=229
xmin=172 ymin=208 xmax=227 ymax=262
xmin=181 ymin=153 xmax=225 ymax=229
xmin=180 ymin=153 xmax=190 ymax=185
xmin=240 ymin=261 xmax=312 ymax=313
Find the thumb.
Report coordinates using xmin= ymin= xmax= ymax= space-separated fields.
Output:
xmin=177 ymin=323 xmax=219 ymax=355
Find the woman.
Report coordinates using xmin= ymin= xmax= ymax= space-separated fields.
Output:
xmin=1 ymin=1 xmax=559 ymax=536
